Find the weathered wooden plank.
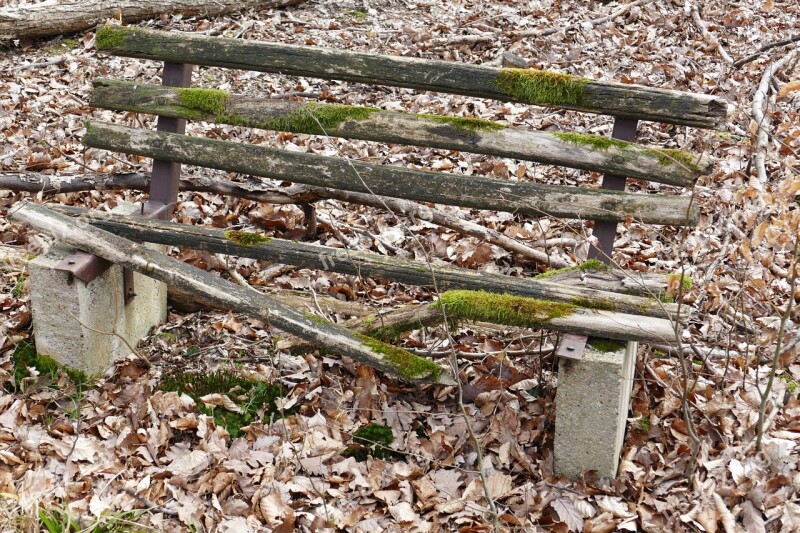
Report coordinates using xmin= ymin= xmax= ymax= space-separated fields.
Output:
xmin=51 ymin=206 xmax=686 ymax=322
xmin=11 ymin=203 xmax=453 ymax=385
xmin=83 ymin=122 xmax=698 ymax=225
xmin=94 ymin=25 xmax=729 ymax=129
xmin=90 ymin=79 xmax=709 ymax=186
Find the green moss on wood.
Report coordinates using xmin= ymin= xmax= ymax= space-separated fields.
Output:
xmin=587 ymin=338 xmax=626 ymax=353
xmin=95 ymin=25 xmax=130 ymax=50
xmin=436 ymin=290 xmax=575 ymax=327
xmin=554 ymin=132 xmax=631 ymax=151
xmin=495 ymin=68 xmax=588 ymax=106
xmin=644 ymin=148 xmax=702 ymax=171
xmin=264 ymin=103 xmax=380 ymax=135
xmin=420 ymin=114 xmax=506 ymax=136
xmin=303 ymin=312 xmax=331 ymax=325
xmin=667 ymin=273 xmax=693 ymax=290
xmin=568 ymin=296 xmax=618 ymax=312
xmin=353 ymin=332 xmax=441 ymax=381
xmin=223 ymin=230 xmax=271 ymax=247
xmin=177 ymin=87 xmax=229 ymax=117
xmin=534 ymin=258 xmax=611 ymax=280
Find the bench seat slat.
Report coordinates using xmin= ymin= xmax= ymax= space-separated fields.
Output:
xmin=53 ymin=206 xmax=686 ymax=331
xmin=84 ymin=122 xmax=698 ymax=226
xmin=92 ymin=79 xmax=708 ymax=187
xmin=95 ymin=25 xmax=729 ymax=130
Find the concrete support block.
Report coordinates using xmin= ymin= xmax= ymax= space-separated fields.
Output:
xmin=554 ymin=340 xmax=638 ymax=479
xmin=28 ymin=203 xmax=167 ymax=375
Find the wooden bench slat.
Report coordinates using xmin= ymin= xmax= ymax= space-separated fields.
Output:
xmin=52 ymin=205 xmax=686 ymax=325
xmin=91 ymin=79 xmax=708 ymax=187
xmin=84 ymin=122 xmax=699 ymax=226
xmin=95 ymin=25 xmax=729 ymax=129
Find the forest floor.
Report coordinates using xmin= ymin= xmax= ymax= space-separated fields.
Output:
xmin=1 ymin=0 xmax=799 ymax=531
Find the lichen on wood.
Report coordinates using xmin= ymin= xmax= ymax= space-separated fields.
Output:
xmin=436 ymin=290 xmax=576 ymax=327
xmin=495 ymin=68 xmax=588 ymax=106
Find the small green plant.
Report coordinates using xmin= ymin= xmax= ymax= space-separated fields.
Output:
xmin=10 ymin=341 xmax=90 ymax=390
xmin=159 ymin=369 xmax=290 ymax=439
xmin=343 ymin=424 xmax=402 ymax=461
xmin=353 ymin=10 xmax=367 ymax=21
xmin=11 ymin=272 xmax=26 ymax=298
xmin=636 ymin=416 xmax=651 ymax=433
xmin=38 ymin=504 xmax=144 ymax=532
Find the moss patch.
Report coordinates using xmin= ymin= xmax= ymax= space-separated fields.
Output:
xmin=534 ymin=258 xmax=611 ymax=280
xmin=342 ymin=424 xmax=402 ymax=461
xmin=568 ymin=296 xmax=618 ymax=312
xmin=177 ymin=87 xmax=229 ymax=117
xmin=554 ymin=132 xmax=631 ymax=151
xmin=95 ymin=25 xmax=130 ymax=50
xmin=223 ymin=229 xmax=271 ymax=247
xmin=436 ymin=290 xmax=575 ymax=327
xmin=264 ymin=103 xmax=380 ymax=134
xmin=420 ymin=114 xmax=506 ymax=136
xmin=644 ymin=148 xmax=702 ymax=171
xmin=159 ymin=369 xmax=290 ymax=439
xmin=353 ymin=332 xmax=441 ymax=381
xmin=303 ymin=312 xmax=331 ymax=325
xmin=587 ymin=337 xmax=626 ymax=353
xmin=495 ymin=68 xmax=588 ymax=106
xmin=667 ymin=272 xmax=693 ymax=291
xmin=10 ymin=341 xmax=89 ymax=390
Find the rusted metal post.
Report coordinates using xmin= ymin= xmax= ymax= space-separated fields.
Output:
xmin=590 ymin=117 xmax=639 ymax=265
xmin=145 ymin=62 xmax=193 ymax=219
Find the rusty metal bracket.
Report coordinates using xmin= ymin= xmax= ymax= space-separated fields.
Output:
xmin=54 ymin=251 xmax=111 ymax=284
xmin=555 ymin=333 xmax=588 ymax=360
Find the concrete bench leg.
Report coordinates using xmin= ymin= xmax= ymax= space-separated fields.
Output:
xmin=29 ymin=237 xmax=167 ymax=375
xmin=554 ymin=340 xmax=638 ymax=479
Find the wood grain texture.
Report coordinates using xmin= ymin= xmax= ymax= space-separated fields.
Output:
xmin=95 ymin=25 xmax=729 ymax=128
xmin=51 ymin=206 xmax=687 ymax=322
xmin=11 ymin=203 xmax=453 ymax=385
xmin=83 ymin=122 xmax=699 ymax=225
xmin=91 ymin=79 xmax=709 ymax=186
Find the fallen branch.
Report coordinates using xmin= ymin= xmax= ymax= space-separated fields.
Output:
xmin=733 ymin=34 xmax=800 ymax=69
xmin=0 ymin=0 xmax=308 ymax=41
xmin=0 ymin=171 xmax=570 ymax=267
xmin=9 ymin=202 xmax=454 ymax=385
xmin=689 ymin=4 xmax=733 ymax=64
xmin=751 ymin=48 xmax=800 ymax=186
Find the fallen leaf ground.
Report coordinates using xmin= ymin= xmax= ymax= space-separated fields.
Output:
xmin=1 ymin=0 xmax=799 ymax=531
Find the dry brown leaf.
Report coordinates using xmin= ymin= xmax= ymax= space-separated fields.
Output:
xmin=779 ymin=80 xmax=800 ymax=98
xmin=552 ymin=497 xmax=584 ymax=532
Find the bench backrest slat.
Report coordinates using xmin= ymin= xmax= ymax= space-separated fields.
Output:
xmin=96 ymin=26 xmax=729 ymax=129
xmin=91 ymin=78 xmax=708 ymax=187
xmin=83 ymin=122 xmax=698 ymax=226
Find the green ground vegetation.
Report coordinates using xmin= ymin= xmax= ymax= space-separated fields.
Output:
xmin=342 ymin=424 xmax=402 ymax=461
xmin=10 ymin=341 xmax=89 ymax=390
xmin=159 ymin=369 xmax=290 ymax=439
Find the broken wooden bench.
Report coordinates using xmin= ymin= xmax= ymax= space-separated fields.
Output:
xmin=11 ymin=24 xmax=728 ymax=478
